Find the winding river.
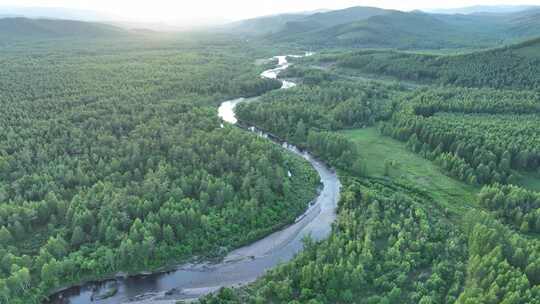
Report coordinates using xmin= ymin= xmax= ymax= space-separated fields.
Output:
xmin=49 ymin=53 xmax=341 ymax=304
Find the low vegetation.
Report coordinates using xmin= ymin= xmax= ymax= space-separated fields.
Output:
xmin=341 ymin=128 xmax=477 ymax=215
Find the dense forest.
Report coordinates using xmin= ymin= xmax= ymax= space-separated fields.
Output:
xmin=380 ymin=87 xmax=540 ymax=186
xmin=332 ymin=38 xmax=540 ymax=90
xmin=202 ymin=178 xmax=468 ymax=303
xmin=201 ymin=42 xmax=540 ymax=303
xmin=3 ymin=6 xmax=540 ymax=304
xmin=235 ymin=78 xmax=399 ymax=133
xmin=201 ymin=180 xmax=540 ymax=304
xmin=0 ymin=18 xmax=126 ymax=41
xmin=478 ymin=184 xmax=540 ymax=233
xmin=235 ymin=77 xmax=403 ymax=175
xmin=0 ymin=37 xmax=319 ymax=303
xmin=457 ymin=210 xmax=540 ymax=303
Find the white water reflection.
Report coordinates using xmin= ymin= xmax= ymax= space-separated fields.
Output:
xmin=219 ymin=53 xmax=310 ymax=124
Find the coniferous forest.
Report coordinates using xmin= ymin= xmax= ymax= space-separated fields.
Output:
xmin=2 ymin=4 xmax=540 ymax=304
xmin=201 ymin=33 xmax=540 ymax=304
xmin=0 ymin=37 xmax=319 ymax=303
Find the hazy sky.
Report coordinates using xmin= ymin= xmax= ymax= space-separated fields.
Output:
xmin=2 ymin=0 xmax=540 ymax=22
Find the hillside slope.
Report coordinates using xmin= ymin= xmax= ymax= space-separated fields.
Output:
xmin=507 ymin=9 xmax=540 ymax=38
xmin=276 ymin=11 xmax=504 ymax=49
xmin=287 ymin=6 xmax=393 ymax=31
xmin=228 ymin=6 xmax=540 ymax=50
xmin=335 ymin=37 xmax=540 ymax=89
xmin=223 ymin=14 xmax=307 ymax=35
xmin=0 ymin=17 xmax=125 ymax=40
xmin=226 ymin=6 xmax=391 ymax=37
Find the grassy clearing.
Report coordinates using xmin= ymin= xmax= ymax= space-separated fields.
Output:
xmin=341 ymin=127 xmax=479 ymax=216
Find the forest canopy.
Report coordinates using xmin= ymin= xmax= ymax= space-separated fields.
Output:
xmin=0 ymin=36 xmax=318 ymax=303
xmin=202 ymin=47 xmax=540 ymax=303
xmin=332 ymin=38 xmax=540 ymax=90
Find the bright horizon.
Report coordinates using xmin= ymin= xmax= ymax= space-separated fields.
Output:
xmin=1 ymin=0 xmax=539 ymax=24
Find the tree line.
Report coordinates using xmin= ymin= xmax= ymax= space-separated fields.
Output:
xmin=381 ymin=87 xmax=540 ymax=186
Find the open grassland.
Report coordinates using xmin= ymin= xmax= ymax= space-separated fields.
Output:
xmin=341 ymin=127 xmax=478 ymax=216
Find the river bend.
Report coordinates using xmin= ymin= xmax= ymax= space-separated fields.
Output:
xmin=50 ymin=53 xmax=340 ymax=304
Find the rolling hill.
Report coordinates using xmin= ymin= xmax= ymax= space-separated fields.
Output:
xmin=228 ymin=6 xmax=540 ymax=50
xmin=0 ymin=6 xmax=114 ymax=21
xmin=223 ymin=13 xmax=307 ymax=35
xmin=274 ymin=10 xmax=502 ymax=49
xmin=284 ymin=6 xmax=393 ymax=31
xmin=226 ymin=6 xmax=392 ymax=36
xmin=427 ymin=5 xmax=539 ymax=15
xmin=0 ymin=17 xmax=126 ymax=41
xmin=506 ymin=8 xmax=540 ymax=38
xmin=335 ymin=37 xmax=540 ymax=89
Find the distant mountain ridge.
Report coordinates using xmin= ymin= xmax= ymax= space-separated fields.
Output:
xmin=3 ymin=5 xmax=540 ymax=49
xmin=0 ymin=6 xmax=115 ymax=21
xmin=0 ymin=17 xmax=126 ymax=41
xmin=227 ymin=6 xmax=392 ymax=36
xmin=224 ymin=13 xmax=308 ymax=35
xmin=227 ymin=5 xmax=540 ymax=50
xmin=426 ymin=5 xmax=540 ymax=15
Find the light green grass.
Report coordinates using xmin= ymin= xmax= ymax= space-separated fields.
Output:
xmin=342 ymin=127 xmax=479 ymax=215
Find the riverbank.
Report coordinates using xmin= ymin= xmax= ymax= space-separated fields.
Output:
xmin=48 ymin=53 xmax=341 ymax=304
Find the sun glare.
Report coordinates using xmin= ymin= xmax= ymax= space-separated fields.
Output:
xmin=3 ymin=0 xmax=539 ymax=24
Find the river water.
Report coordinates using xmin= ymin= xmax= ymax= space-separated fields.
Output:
xmin=49 ymin=53 xmax=340 ymax=304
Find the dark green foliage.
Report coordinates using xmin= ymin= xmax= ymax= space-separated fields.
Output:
xmin=479 ymin=184 xmax=540 ymax=233
xmin=235 ymin=79 xmax=397 ymax=134
xmin=408 ymin=87 xmax=540 ymax=116
xmin=3 ymin=11 xmax=540 ymax=304
xmin=337 ymin=38 xmax=540 ymax=89
xmin=201 ymin=179 xmax=468 ymax=304
xmin=305 ymin=132 xmax=364 ymax=176
xmin=0 ymin=38 xmax=316 ymax=303
xmin=209 ymin=49 xmax=540 ymax=304
xmin=0 ymin=18 xmax=126 ymax=41
xmin=458 ymin=212 xmax=540 ymax=303
xmin=234 ymin=78 xmax=397 ymax=175
xmin=384 ymin=111 xmax=540 ymax=185
xmin=380 ymin=87 xmax=540 ymax=186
